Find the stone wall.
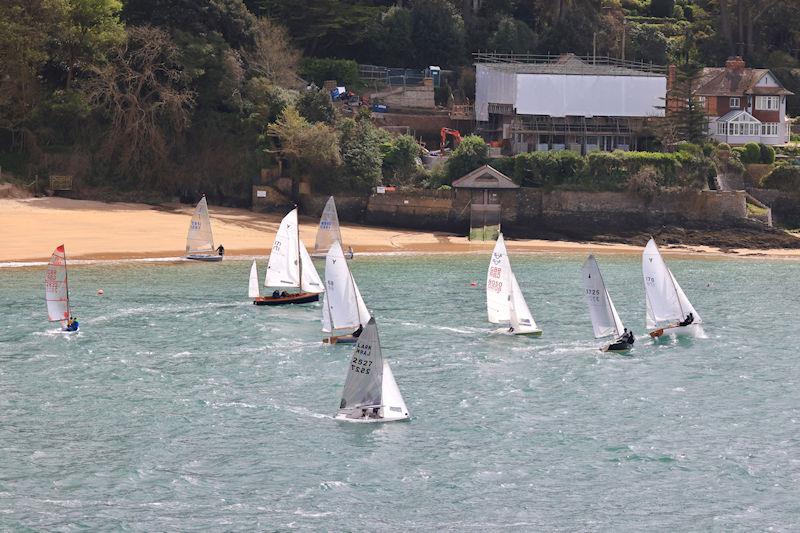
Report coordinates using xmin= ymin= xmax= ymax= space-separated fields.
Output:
xmin=285 ymin=188 xmax=749 ymax=237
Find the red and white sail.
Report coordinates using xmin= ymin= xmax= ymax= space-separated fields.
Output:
xmin=45 ymin=244 xmax=71 ymax=323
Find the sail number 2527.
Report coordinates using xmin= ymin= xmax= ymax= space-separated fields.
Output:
xmin=351 ymin=355 xmax=372 ymax=374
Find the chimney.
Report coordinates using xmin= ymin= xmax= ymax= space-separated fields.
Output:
xmin=725 ymin=56 xmax=746 ymax=71
xmin=667 ymin=64 xmax=677 ymax=91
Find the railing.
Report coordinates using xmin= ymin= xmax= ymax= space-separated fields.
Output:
xmin=358 ymin=64 xmax=440 ymax=87
xmin=450 ymin=104 xmax=474 ymax=120
xmin=473 ymin=52 xmax=666 ymax=76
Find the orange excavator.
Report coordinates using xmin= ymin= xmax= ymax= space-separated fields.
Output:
xmin=440 ymin=127 xmax=462 ymax=151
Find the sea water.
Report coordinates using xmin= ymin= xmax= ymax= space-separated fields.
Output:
xmin=1 ymin=253 xmax=798 ymax=530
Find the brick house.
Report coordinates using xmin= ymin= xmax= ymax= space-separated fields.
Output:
xmin=681 ymin=57 xmax=793 ymax=145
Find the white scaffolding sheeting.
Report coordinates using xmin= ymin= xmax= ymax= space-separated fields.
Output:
xmin=515 ymin=74 xmax=666 ymax=118
xmin=476 ymin=64 xmax=517 ymax=121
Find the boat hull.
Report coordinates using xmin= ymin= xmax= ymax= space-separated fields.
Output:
xmin=334 ymin=411 xmax=410 ymax=423
xmin=253 ymin=293 xmax=320 ymax=306
xmin=601 ymin=340 xmax=632 ymax=353
xmin=186 ymin=254 xmax=223 ymax=262
xmin=649 ymin=323 xmax=704 ymax=338
xmin=493 ymin=327 xmax=542 ymax=336
xmin=323 ymin=334 xmax=358 ymax=345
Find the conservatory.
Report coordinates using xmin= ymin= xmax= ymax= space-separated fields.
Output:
xmin=711 ymin=110 xmax=782 ymax=145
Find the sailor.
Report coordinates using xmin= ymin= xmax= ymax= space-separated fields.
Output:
xmin=371 ymin=407 xmax=380 ymax=418
xmin=678 ymin=312 xmax=694 ymax=327
xmin=65 ymin=316 xmax=79 ymax=331
xmin=272 ymin=289 xmax=280 ymax=298
xmin=352 ymin=324 xmax=363 ymax=338
xmin=625 ymin=329 xmax=635 ymax=345
xmin=216 ymin=244 xmax=225 ymax=256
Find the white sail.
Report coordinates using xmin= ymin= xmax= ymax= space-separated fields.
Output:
xmin=582 ymin=255 xmax=624 ymax=338
xmin=380 ymin=360 xmax=410 ymax=421
xmin=265 ymin=208 xmax=324 ymax=293
xmin=486 ymin=234 xmax=512 ymax=324
xmin=45 ymin=244 xmax=70 ymax=323
xmin=186 ymin=196 xmax=215 ymax=254
xmin=265 ymin=209 xmax=301 ymax=288
xmin=508 ymin=274 xmax=539 ymax=333
xmin=248 ymin=260 xmax=260 ymax=298
xmin=337 ymin=318 xmax=384 ymax=414
xmin=322 ymin=241 xmax=370 ymax=333
xmin=642 ymin=238 xmax=701 ymax=329
xmin=299 ymin=243 xmax=324 ymax=293
xmin=314 ymin=196 xmax=343 ymax=256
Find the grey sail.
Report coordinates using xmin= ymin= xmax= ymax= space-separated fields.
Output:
xmin=338 ymin=318 xmax=383 ymax=412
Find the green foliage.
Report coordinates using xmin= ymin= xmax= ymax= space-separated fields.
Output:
xmin=627 ymin=23 xmax=668 ymax=64
xmin=741 ymin=142 xmax=761 ymax=164
xmin=337 ymin=115 xmax=386 ymax=192
xmin=369 ymin=6 xmax=413 ymax=67
xmin=296 ymin=90 xmax=335 ymax=124
xmin=759 ymin=143 xmax=775 ymax=164
xmin=31 ymin=89 xmax=91 ymax=145
xmin=381 ymin=134 xmax=421 ymax=184
xmin=763 ymin=165 xmax=800 ymax=192
xmin=445 ymin=135 xmax=487 ymax=183
xmin=649 ymin=0 xmax=675 ymax=18
xmin=487 ymin=16 xmax=536 ymax=53
xmin=268 ymin=105 xmax=341 ymax=180
xmin=512 ymin=151 xmax=586 ymax=188
xmin=299 ymin=58 xmax=359 ymax=87
xmin=410 ymin=0 xmax=465 ymax=68
xmin=627 ymin=165 xmax=660 ymax=202
xmin=676 ymin=141 xmax=702 ymax=156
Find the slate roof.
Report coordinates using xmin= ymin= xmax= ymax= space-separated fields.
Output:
xmin=452 ymin=165 xmax=519 ymax=189
xmin=694 ymin=67 xmax=793 ymax=96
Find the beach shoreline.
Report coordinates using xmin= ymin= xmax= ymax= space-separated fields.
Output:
xmin=3 ymin=197 xmax=800 ymax=264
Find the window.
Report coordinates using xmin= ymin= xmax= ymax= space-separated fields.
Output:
xmin=717 ymin=122 xmax=727 ymax=135
xmin=729 ymin=97 xmax=740 ymax=109
xmin=697 ymin=96 xmax=707 ymax=109
xmin=761 ymin=123 xmax=779 ymax=136
xmin=756 ymin=96 xmax=780 ymax=111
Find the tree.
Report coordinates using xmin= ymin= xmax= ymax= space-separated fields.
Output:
xmin=487 ymin=16 xmax=537 ymax=53
xmin=446 ymin=135 xmax=488 ymax=182
xmin=337 ymin=114 xmax=386 ymax=191
xmin=54 ymin=0 xmax=126 ymax=89
xmin=381 ymin=134 xmax=421 ymax=184
xmin=267 ymin=105 xmax=340 ymax=185
xmin=242 ymin=17 xmax=300 ymax=87
xmin=87 ymin=26 xmax=196 ymax=185
xmin=296 ymin=89 xmax=336 ymax=125
xmin=410 ymin=0 xmax=465 ymax=68
xmin=368 ymin=6 xmax=414 ymax=67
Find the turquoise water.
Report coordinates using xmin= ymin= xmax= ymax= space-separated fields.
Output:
xmin=1 ymin=253 xmax=799 ymax=530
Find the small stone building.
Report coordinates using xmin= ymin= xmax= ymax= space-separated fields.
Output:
xmin=452 ymin=165 xmax=519 ymax=240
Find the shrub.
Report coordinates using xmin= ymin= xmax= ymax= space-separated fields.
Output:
xmin=445 ymin=135 xmax=488 ymax=183
xmin=676 ymin=141 xmax=702 ymax=156
xmin=381 ymin=134 xmax=421 ymax=184
xmin=627 ymin=166 xmax=659 ymax=202
xmin=759 ymin=143 xmax=776 ymax=164
xmin=717 ymin=142 xmax=731 ymax=152
xmin=299 ymin=58 xmax=360 ymax=87
xmin=741 ymin=142 xmax=761 ymax=164
xmin=512 ymin=150 xmax=586 ymax=188
xmin=763 ymin=165 xmax=800 ymax=191
xmin=296 ymin=89 xmax=335 ymax=124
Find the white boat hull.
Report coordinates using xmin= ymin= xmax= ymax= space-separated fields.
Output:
xmin=334 ymin=408 xmax=410 ymax=423
xmin=493 ymin=327 xmax=542 ymax=336
xmin=187 ymin=254 xmax=223 ymax=262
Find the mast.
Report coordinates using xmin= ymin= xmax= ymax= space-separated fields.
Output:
xmin=63 ymin=246 xmax=71 ymax=319
xmin=296 ymin=205 xmax=302 ymax=291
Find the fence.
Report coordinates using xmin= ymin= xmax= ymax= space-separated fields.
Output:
xmin=358 ymin=64 xmax=440 ymax=87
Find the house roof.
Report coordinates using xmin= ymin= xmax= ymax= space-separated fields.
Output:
xmin=694 ymin=67 xmax=793 ymax=96
xmin=716 ymin=110 xmax=760 ymax=123
xmin=452 ymin=165 xmax=519 ymax=189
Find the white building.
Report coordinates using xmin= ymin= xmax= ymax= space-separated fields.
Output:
xmin=474 ymin=53 xmax=667 ymax=155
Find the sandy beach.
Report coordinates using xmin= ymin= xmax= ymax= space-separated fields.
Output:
xmin=2 ymin=197 xmax=798 ymax=263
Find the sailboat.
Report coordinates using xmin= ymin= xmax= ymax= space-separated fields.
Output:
xmin=185 ymin=195 xmax=222 ymax=262
xmin=45 ymin=244 xmax=78 ymax=332
xmin=254 ymin=207 xmax=324 ymax=305
xmin=581 ymin=255 xmax=631 ymax=352
xmin=334 ymin=318 xmax=410 ymax=423
xmin=486 ymin=233 xmax=542 ymax=336
xmin=313 ymin=196 xmax=353 ymax=259
xmin=642 ymin=238 xmax=703 ymax=338
xmin=248 ymin=259 xmax=260 ymax=300
xmin=322 ymin=241 xmax=370 ymax=344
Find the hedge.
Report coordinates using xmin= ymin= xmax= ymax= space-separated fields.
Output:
xmin=763 ymin=165 xmax=800 ymax=191
xmin=299 ymin=58 xmax=360 ymax=87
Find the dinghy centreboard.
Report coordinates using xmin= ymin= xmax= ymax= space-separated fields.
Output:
xmin=186 ymin=196 xmax=222 ymax=262
xmin=486 ymin=233 xmax=542 ymax=336
xmin=581 ymin=255 xmax=631 ymax=352
xmin=322 ymin=241 xmax=370 ymax=344
xmin=335 ymin=318 xmax=410 ymax=423
xmin=313 ymin=196 xmax=352 ymax=258
xmin=642 ymin=238 xmax=703 ymax=338
xmin=45 ymin=244 xmax=77 ymax=332
xmin=254 ymin=208 xmax=324 ymax=305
